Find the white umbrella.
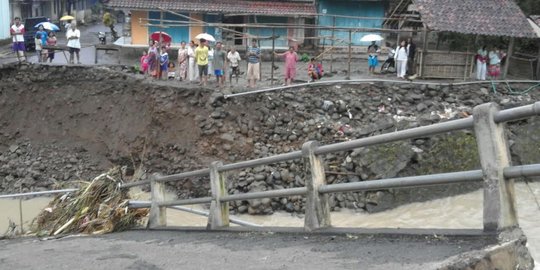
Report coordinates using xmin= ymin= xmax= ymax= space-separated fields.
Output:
xmin=360 ymin=34 xmax=384 ymax=42
xmin=35 ymin=22 xmax=60 ymax=32
xmin=195 ymin=33 xmax=216 ymax=42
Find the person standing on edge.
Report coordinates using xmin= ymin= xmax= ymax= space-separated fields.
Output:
xmin=140 ymin=50 xmax=149 ymax=74
xmin=227 ymin=46 xmax=241 ymax=85
xmin=147 ymin=40 xmax=158 ymax=78
xmin=66 ymin=23 xmax=81 ymax=64
xmin=35 ymin=33 xmax=44 ymax=63
xmin=177 ymin=41 xmax=188 ymax=81
xmin=246 ymin=39 xmax=261 ymax=88
xmin=476 ymin=45 xmax=488 ymax=80
xmin=487 ymin=46 xmax=502 ymax=80
xmin=406 ymin=37 xmax=416 ymax=75
xmin=208 ymin=45 xmax=214 ymax=80
xmin=213 ymin=42 xmax=227 ymax=88
xmin=46 ymin=32 xmax=57 ymax=63
xmin=35 ymin=25 xmax=47 ymax=62
xmin=187 ymin=40 xmax=198 ymax=82
xmin=10 ymin=17 xmax=26 ymax=62
xmin=395 ymin=40 xmax=408 ymax=79
xmin=159 ymin=46 xmax=169 ymax=80
xmin=367 ymin=41 xmax=379 ymax=74
xmin=274 ymin=46 xmax=299 ymax=86
xmin=195 ymin=38 xmax=209 ymax=86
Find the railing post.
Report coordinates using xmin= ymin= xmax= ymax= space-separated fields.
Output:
xmin=302 ymin=141 xmax=331 ymax=231
xmin=148 ymin=173 xmax=167 ymax=229
xmin=473 ymin=103 xmax=518 ymax=232
xmin=208 ymin=161 xmax=229 ymax=229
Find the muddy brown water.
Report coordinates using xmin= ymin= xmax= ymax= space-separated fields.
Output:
xmin=1 ymin=183 xmax=539 ymax=264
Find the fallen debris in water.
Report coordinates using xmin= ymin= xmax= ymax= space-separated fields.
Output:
xmin=33 ymin=167 xmax=148 ymax=236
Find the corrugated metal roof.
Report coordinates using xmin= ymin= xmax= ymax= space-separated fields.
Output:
xmin=105 ymin=0 xmax=317 ymax=16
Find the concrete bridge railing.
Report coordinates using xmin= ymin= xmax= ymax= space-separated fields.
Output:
xmin=121 ymin=101 xmax=540 ymax=232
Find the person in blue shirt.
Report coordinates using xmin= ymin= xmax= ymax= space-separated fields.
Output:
xmin=246 ymin=39 xmax=261 ymax=88
xmin=35 ymin=25 xmax=48 ymax=62
xmin=159 ymin=46 xmax=169 ymax=80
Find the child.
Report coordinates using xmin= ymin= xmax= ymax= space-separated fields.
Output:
xmin=46 ymin=32 xmax=57 ymax=63
xmin=308 ymin=58 xmax=324 ymax=82
xmin=140 ymin=51 xmax=149 ymax=74
xmin=167 ymin=62 xmax=176 ymax=79
xmin=159 ymin=46 xmax=169 ymax=80
xmin=35 ymin=33 xmax=43 ymax=63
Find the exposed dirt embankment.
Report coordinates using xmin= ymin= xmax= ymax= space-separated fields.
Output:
xmin=0 ymin=64 xmax=538 ymax=214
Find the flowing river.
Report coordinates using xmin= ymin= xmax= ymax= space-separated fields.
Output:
xmin=1 ymin=182 xmax=539 ymax=265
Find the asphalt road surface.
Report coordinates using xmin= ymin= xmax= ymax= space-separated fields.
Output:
xmin=0 ymin=229 xmax=496 ymax=270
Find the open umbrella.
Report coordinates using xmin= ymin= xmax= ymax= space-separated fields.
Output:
xmin=60 ymin=15 xmax=75 ymax=21
xmin=35 ymin=22 xmax=60 ymax=32
xmin=360 ymin=34 xmax=384 ymax=42
xmin=195 ymin=33 xmax=216 ymax=42
xmin=150 ymin=31 xmax=172 ymax=43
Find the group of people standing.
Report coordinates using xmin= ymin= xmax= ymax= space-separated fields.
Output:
xmin=367 ymin=37 xmax=416 ymax=79
xmin=34 ymin=24 xmax=57 ymax=63
xmin=141 ymin=39 xmax=261 ymax=88
xmin=475 ymin=45 xmax=506 ymax=80
xmin=10 ymin=17 xmax=81 ymax=64
xmin=140 ymin=38 xmax=327 ymax=89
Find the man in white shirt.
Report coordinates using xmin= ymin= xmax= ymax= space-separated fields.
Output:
xmin=66 ymin=23 xmax=81 ymax=64
xmin=227 ymin=46 xmax=241 ymax=84
xmin=10 ymin=17 xmax=26 ymax=62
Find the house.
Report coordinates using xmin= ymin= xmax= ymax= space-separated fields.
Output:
xmin=105 ymin=0 xmax=317 ymax=48
xmin=385 ymin=0 xmax=536 ymax=79
xmin=9 ymin=0 xmax=96 ymax=23
xmin=1 ymin=1 xmax=10 ymax=40
xmin=317 ymin=0 xmax=389 ymax=47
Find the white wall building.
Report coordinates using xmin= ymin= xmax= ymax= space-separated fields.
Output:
xmin=0 ymin=0 xmax=11 ymax=40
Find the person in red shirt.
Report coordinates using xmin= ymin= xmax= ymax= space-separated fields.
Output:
xmin=308 ymin=58 xmax=324 ymax=82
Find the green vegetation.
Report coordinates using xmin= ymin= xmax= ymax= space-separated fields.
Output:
xmin=417 ymin=132 xmax=481 ymax=175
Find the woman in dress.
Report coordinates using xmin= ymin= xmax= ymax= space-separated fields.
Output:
xmin=147 ymin=40 xmax=159 ymax=78
xmin=177 ymin=41 xmax=188 ymax=81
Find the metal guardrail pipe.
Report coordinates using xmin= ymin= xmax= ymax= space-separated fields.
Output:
xmin=316 ymin=118 xmax=474 ymax=155
xmin=504 ymin=164 xmax=540 ymax=178
xmin=128 ymin=200 xmax=261 ymax=227
xmin=221 ymin=187 xmax=308 ymax=202
xmin=158 ymin=197 xmax=213 ymax=207
xmin=168 ymin=205 xmax=262 ymax=227
xmin=319 ymin=170 xmax=484 ymax=194
xmin=120 ymin=180 xmax=151 ymax=189
xmin=155 ymin=169 xmax=211 ymax=183
xmin=0 ymin=189 xmax=78 ymax=199
xmin=494 ymin=102 xmax=540 ymax=123
xmin=219 ymin=151 xmax=303 ymax=172
xmin=128 ymin=200 xmax=152 ymax=208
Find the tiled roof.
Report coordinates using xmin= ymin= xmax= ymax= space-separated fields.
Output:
xmin=413 ymin=0 xmax=536 ymax=38
xmin=105 ymin=0 xmax=317 ymax=16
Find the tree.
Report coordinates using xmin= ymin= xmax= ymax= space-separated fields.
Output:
xmin=103 ymin=12 xmax=119 ymax=41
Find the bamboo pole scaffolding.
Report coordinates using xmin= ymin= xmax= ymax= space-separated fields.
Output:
xmin=139 ymin=21 xmax=423 ymax=33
